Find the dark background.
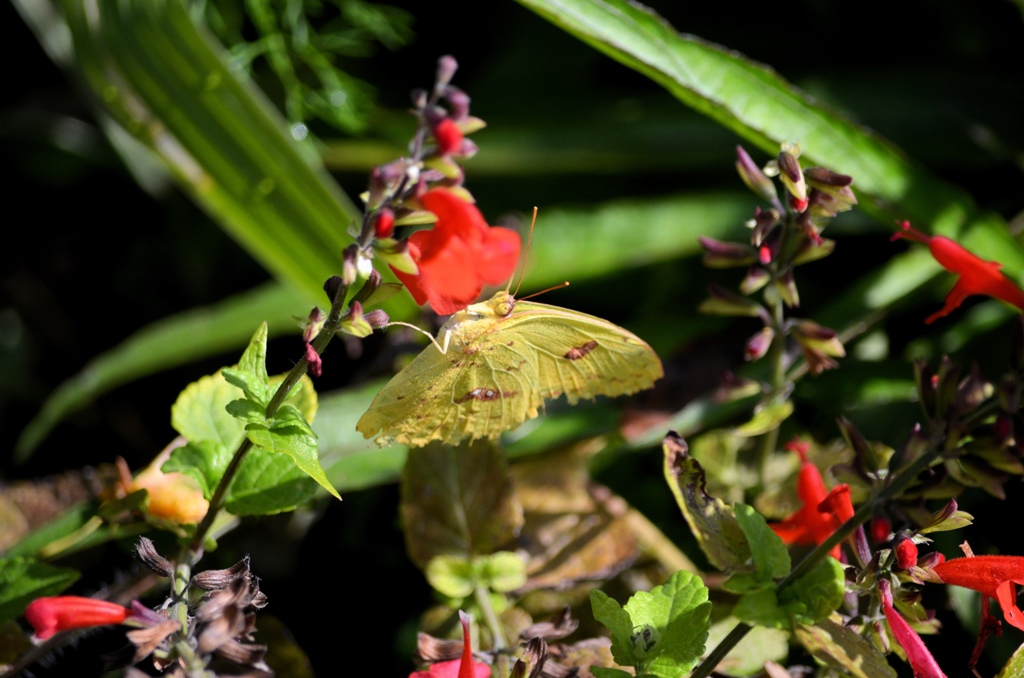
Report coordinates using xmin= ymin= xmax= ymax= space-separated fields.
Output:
xmin=4 ymin=0 xmax=1024 ymax=675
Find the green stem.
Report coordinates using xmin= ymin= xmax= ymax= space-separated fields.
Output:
xmin=688 ymin=433 xmax=948 ymax=678
xmin=474 ymin=585 xmax=507 ymax=651
xmin=185 ymin=277 xmax=350 ymax=559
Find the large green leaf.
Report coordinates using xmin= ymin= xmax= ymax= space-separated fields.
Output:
xmin=63 ymin=0 xmax=360 ymax=298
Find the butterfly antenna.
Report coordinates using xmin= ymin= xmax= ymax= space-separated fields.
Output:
xmin=518 ymin=281 xmax=570 ymax=302
xmin=508 ymin=206 xmax=538 ymax=297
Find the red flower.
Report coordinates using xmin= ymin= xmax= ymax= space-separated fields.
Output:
xmin=410 ymin=611 xmax=490 ymax=678
xmin=878 ymin=579 xmax=947 ymax=678
xmin=769 ymin=439 xmax=851 ymax=559
xmin=891 ymin=220 xmax=1024 ymax=323
xmin=432 ymin=118 xmax=464 ymax=156
xmin=932 ymin=555 xmax=1024 ymax=632
xmin=894 ymin=534 xmax=919 ymax=570
xmin=24 ymin=596 xmax=130 ymax=640
xmin=392 ymin=189 xmax=521 ymax=316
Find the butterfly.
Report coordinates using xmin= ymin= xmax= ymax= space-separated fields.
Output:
xmin=356 ymin=288 xmax=664 ymax=447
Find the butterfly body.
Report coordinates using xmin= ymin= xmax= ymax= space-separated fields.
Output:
xmin=357 ymin=290 xmax=663 ymax=447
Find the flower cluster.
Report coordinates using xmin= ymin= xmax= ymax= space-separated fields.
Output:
xmin=699 ymin=145 xmax=854 ymax=376
xmin=347 ymin=55 xmax=521 ymax=318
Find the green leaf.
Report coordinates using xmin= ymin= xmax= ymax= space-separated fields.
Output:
xmin=425 ymin=555 xmax=475 ymax=599
xmin=590 ymin=588 xmax=635 ymax=668
xmin=734 ymin=504 xmax=790 ymax=582
xmin=732 ymin=588 xmax=787 ymax=629
xmin=399 ymin=441 xmax=523 ymax=569
xmin=513 ymin=0 xmax=1020 ymax=276
xmin=0 ymin=557 xmax=80 ymax=625
xmin=244 ymin=420 xmax=340 ymax=500
xmin=226 ymin=399 xmax=266 ymax=425
xmin=623 ymin=570 xmax=711 ymax=678
xmin=225 ymin=449 xmax=319 ymax=515
xmin=779 ymin=558 xmax=845 ymax=626
xmin=222 ymin=324 xmax=272 ymax=406
xmin=734 ymin=401 xmax=794 ymax=437
xmin=795 ymin=619 xmax=897 ymax=678
xmin=4 ymin=503 xmax=97 ymax=559
xmin=997 ymin=638 xmax=1024 ymax=678
xmin=476 ymin=552 xmax=527 ymax=593
xmin=662 ymin=433 xmax=752 ymax=572
xmin=590 ymin=669 xmax=633 ymax=678
xmin=705 ymin=617 xmax=789 ymax=676
xmin=163 ymin=440 xmax=232 ymax=500
xmin=171 ymin=373 xmax=247 ymax=450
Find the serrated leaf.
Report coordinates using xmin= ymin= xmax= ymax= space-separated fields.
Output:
xmin=162 ymin=440 xmax=232 ymax=500
xmin=273 ymin=403 xmax=316 ymax=436
xmin=425 ymin=555 xmax=474 ymax=599
xmin=244 ymin=422 xmax=339 ymax=500
xmin=171 ymin=373 xmax=247 ymax=450
xmin=735 ymin=503 xmax=790 ymax=581
xmin=591 ymin=588 xmax=635 ymax=668
xmin=222 ymin=324 xmax=271 ymax=406
xmin=733 ymin=588 xmax=788 ymax=629
xmin=795 ymin=619 xmax=897 ymax=678
xmin=0 ymin=557 xmax=80 ymax=625
xmin=399 ymin=441 xmax=523 ymax=569
xmin=623 ymin=570 xmax=711 ymax=678
xmin=779 ymin=558 xmax=845 ymax=626
xmin=477 ymin=552 xmax=527 ymax=593
xmin=662 ymin=433 xmax=752 ymax=572
xmin=358 ymin=281 xmax=403 ymax=309
xmin=225 ymin=398 xmax=266 ymax=425
xmin=225 ymin=448 xmax=318 ymax=515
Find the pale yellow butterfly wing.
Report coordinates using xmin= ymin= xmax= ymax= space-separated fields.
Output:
xmin=356 ymin=291 xmax=663 ymax=447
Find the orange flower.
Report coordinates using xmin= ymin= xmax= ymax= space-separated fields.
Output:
xmin=891 ymin=221 xmax=1024 ymax=323
xmin=769 ymin=439 xmax=851 ymax=559
xmin=410 ymin=611 xmax=490 ymax=678
xmin=127 ymin=445 xmax=209 ymax=525
xmin=24 ymin=596 xmax=129 ymax=640
xmin=392 ymin=189 xmax=521 ymax=315
xmin=932 ymin=555 xmax=1024 ymax=632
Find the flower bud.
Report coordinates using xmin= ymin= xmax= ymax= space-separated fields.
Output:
xmin=432 ymin=118 xmax=464 ymax=156
xmin=774 ymin=269 xmax=800 ymax=307
xmin=372 ymin=208 xmax=395 ymax=239
xmin=444 ymin=85 xmax=471 ymax=121
xmin=744 ymin=326 xmax=774 ymax=361
xmin=894 ymin=532 xmax=919 ymax=570
xmin=740 ymin=265 xmax=770 ymax=294
xmin=699 ymin=236 xmax=755 ymax=268
xmin=698 ymin=282 xmax=767 ymax=318
xmin=435 ymin=55 xmax=459 ymax=91
xmin=305 ymin=342 xmax=322 ymax=378
xmin=364 ymin=309 xmax=390 ymax=329
xmin=735 ymin=146 xmax=778 ymax=201
xmin=342 ymin=244 xmax=359 ymax=286
xmin=303 ymin=308 xmax=326 ymax=344
xmin=777 ymin=150 xmax=807 ymax=212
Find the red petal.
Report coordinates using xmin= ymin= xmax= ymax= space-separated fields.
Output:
xmin=24 ymin=596 xmax=129 ymax=640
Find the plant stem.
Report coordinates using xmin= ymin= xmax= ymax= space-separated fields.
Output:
xmin=185 ymin=277 xmax=350 ymax=559
xmin=688 ymin=433 xmax=948 ymax=678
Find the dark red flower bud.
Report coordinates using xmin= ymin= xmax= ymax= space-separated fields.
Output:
xmin=870 ymin=517 xmax=892 ymax=544
xmin=305 ymin=342 xmax=322 ymax=378
xmin=744 ymin=327 xmax=774 ymax=361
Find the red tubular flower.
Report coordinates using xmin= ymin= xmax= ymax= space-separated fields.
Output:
xmin=392 ymin=189 xmax=521 ymax=316
xmin=891 ymin=221 xmax=1024 ymax=323
xmin=932 ymin=555 xmax=1024 ymax=632
xmin=878 ymin=579 xmax=947 ymax=678
xmin=894 ymin=534 xmax=919 ymax=570
xmin=24 ymin=596 xmax=130 ymax=640
xmin=410 ymin=611 xmax=490 ymax=678
xmin=768 ymin=440 xmax=849 ymax=559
